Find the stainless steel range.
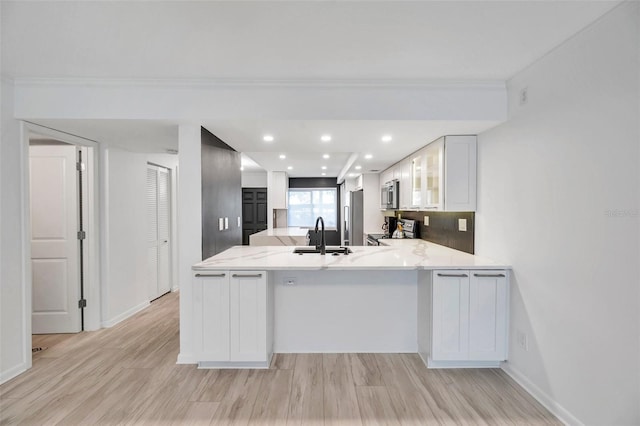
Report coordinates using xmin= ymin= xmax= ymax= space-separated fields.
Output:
xmin=367 ymin=219 xmax=418 ymax=245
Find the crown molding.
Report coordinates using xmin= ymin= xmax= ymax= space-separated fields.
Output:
xmin=13 ymin=77 xmax=506 ymax=90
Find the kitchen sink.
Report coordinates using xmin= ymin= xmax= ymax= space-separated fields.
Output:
xmin=293 ymin=246 xmax=353 ymax=255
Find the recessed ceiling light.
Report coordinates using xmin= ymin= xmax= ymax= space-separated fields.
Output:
xmin=355 ymin=165 xmax=362 ymax=170
xmin=364 ymin=154 xmax=373 ymax=159
xmin=321 ymin=173 xmax=326 ymax=176
xmin=323 ymin=154 xmax=330 ymax=159
xmin=349 ymin=173 xmax=357 ymax=177
xmin=382 ymin=135 xmax=392 ymax=142
xmin=321 ymin=166 xmax=327 ymax=170
xmin=240 ymin=166 xmax=244 ymax=171
xmin=321 ymin=135 xmax=332 ymax=142
xmin=287 ymin=166 xmax=293 ymax=170
xmin=263 ymin=135 xmax=274 ymax=142
xmin=279 ymin=154 xmax=286 ymax=159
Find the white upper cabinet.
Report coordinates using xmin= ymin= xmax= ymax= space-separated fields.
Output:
xmin=399 ymin=160 xmax=412 ymax=210
xmin=380 ymin=134 xmax=476 ymax=212
xmin=410 ymin=151 xmax=425 ymax=209
xmin=424 ymin=138 xmax=444 ymax=210
xmin=442 ymin=136 xmax=477 ymax=212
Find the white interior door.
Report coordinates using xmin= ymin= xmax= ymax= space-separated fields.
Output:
xmin=147 ymin=164 xmax=171 ymax=300
xmin=30 ymin=144 xmax=81 ymax=334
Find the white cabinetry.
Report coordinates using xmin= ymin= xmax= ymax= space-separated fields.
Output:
xmin=442 ymin=136 xmax=477 ymax=212
xmin=425 ymin=269 xmax=508 ymax=368
xmin=381 ymin=135 xmax=477 ymax=212
xmin=268 ymin=171 xmax=288 ymax=209
xmin=192 ymin=271 xmax=272 ymax=368
xmin=399 ymin=160 xmax=412 ymax=210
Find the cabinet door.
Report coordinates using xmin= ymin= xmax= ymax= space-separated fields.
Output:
xmin=229 ymin=271 xmax=268 ymax=362
xmin=468 ymin=271 xmax=508 ymax=360
xmin=431 ymin=270 xmax=470 ymax=360
xmin=399 ymin=160 xmax=412 ymax=210
xmin=444 ymin=136 xmax=477 ymax=212
xmin=193 ymin=272 xmax=230 ymax=361
xmin=410 ymin=153 xmax=424 ymax=209
xmin=424 ymin=138 xmax=444 ymax=210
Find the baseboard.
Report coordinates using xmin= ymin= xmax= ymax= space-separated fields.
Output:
xmin=176 ymin=353 xmax=196 ymax=364
xmin=501 ymin=362 xmax=582 ymax=426
xmin=0 ymin=362 xmax=28 ymax=385
xmin=101 ymin=301 xmax=150 ymax=328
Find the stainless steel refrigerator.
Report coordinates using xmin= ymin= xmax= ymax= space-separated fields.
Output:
xmin=343 ymin=190 xmax=363 ymax=246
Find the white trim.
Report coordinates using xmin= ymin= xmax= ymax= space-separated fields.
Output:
xmin=19 ymin=122 xmax=32 ymax=375
xmin=176 ymin=353 xmax=195 ymax=364
xmin=501 ymin=362 xmax=581 ymax=426
xmin=14 ymin=77 xmax=506 ymax=90
xmin=19 ymin=122 xmax=102 ymax=378
xmin=426 ymin=357 xmax=502 ymax=369
xmin=100 ymin=301 xmax=150 ymax=328
xmin=0 ymin=363 xmax=28 ymax=385
xmin=197 ymin=360 xmax=271 ymax=369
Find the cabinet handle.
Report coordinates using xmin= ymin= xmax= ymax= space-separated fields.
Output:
xmin=195 ymin=273 xmax=226 ymax=278
xmin=232 ymin=273 xmax=263 ymax=278
xmin=437 ymin=273 xmax=468 ymax=278
xmin=473 ymin=273 xmax=506 ymax=278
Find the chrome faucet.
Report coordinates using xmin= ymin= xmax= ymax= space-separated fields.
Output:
xmin=314 ymin=216 xmax=326 ymax=255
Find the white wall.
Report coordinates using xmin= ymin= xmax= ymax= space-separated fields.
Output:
xmin=0 ymin=78 xmax=30 ymax=383
xmin=102 ymin=148 xmax=179 ymax=326
xmin=177 ymin=124 xmax=201 ymax=363
xmin=476 ymin=3 xmax=639 ymax=425
xmin=241 ymin=171 xmax=267 ymax=188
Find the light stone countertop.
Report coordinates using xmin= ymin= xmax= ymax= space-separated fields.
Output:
xmin=251 ymin=227 xmax=310 ymax=237
xmin=194 ymin=239 xmax=509 ymax=271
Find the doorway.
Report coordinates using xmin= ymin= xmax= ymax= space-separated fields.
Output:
xmin=242 ymin=188 xmax=268 ymax=245
xmin=22 ymin=123 xmax=99 ymax=369
xmin=147 ymin=163 xmax=172 ymax=300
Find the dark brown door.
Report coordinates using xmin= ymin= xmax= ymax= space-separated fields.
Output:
xmin=242 ymin=188 xmax=268 ymax=245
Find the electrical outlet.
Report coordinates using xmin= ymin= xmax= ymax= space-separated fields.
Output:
xmin=424 ymin=215 xmax=429 ymax=226
xmin=458 ymin=218 xmax=467 ymax=232
xmin=283 ymin=277 xmax=297 ymax=286
xmin=517 ymin=330 xmax=529 ymax=351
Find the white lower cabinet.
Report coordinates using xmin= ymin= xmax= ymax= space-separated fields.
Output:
xmin=427 ymin=269 xmax=508 ymax=368
xmin=192 ymin=270 xmax=271 ymax=367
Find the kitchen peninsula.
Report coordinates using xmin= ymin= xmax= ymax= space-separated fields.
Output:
xmin=183 ymin=240 xmax=510 ymax=370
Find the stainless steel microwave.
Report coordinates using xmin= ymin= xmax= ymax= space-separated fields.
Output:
xmin=381 ymin=180 xmax=399 ymax=210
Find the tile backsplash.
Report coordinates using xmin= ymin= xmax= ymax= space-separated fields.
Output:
xmin=398 ymin=210 xmax=475 ymax=254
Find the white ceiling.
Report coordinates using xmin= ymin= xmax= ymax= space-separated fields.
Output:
xmin=3 ymin=1 xmax=621 ymax=177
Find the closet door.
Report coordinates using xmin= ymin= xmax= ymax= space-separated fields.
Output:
xmin=157 ymin=168 xmax=171 ymax=295
xmin=147 ymin=164 xmax=171 ymax=300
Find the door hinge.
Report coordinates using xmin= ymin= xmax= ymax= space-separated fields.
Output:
xmin=76 ymin=162 xmax=85 ymax=171
xmin=77 ymin=230 xmax=86 ymax=240
xmin=78 ymin=299 xmax=87 ymax=309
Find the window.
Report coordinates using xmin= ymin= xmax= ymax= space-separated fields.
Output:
xmin=287 ymin=188 xmax=337 ymax=228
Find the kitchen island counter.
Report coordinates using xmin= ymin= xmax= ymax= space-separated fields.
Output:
xmin=248 ymin=227 xmax=309 ymax=246
xmin=193 ymin=240 xmax=508 ymax=271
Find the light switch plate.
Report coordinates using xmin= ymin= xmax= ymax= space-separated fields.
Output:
xmin=224 ymin=217 xmax=229 ymax=230
xmin=424 ymin=215 xmax=429 ymax=226
xmin=218 ymin=218 xmax=224 ymax=231
xmin=237 ymin=216 xmax=241 ymax=227
xmin=458 ymin=218 xmax=467 ymax=232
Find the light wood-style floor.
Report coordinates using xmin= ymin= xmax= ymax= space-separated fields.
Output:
xmin=1 ymin=292 xmax=560 ymax=425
